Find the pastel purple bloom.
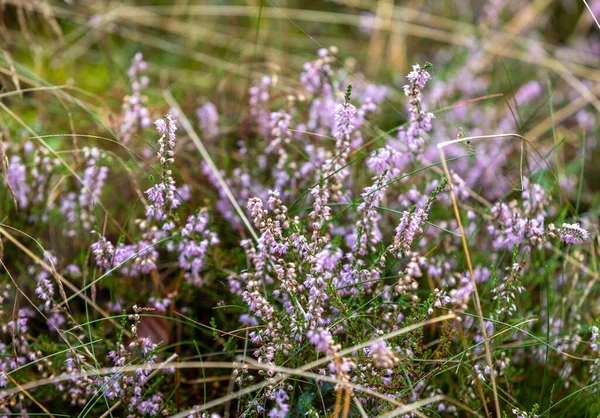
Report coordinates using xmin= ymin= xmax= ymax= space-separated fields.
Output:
xmin=120 ymin=52 xmax=151 ymax=143
xmin=196 ymin=101 xmax=219 ymax=137
xmin=307 ymin=328 xmax=333 ymax=353
xmin=332 ymin=101 xmax=357 ymax=144
xmin=178 ymin=211 xmax=219 ymax=286
xmin=268 ymin=389 xmax=289 ymax=418
xmin=392 ymin=209 xmax=428 ymax=258
xmin=249 ymin=76 xmax=272 ymax=135
xmin=6 ymin=155 xmax=29 ymax=208
xmin=300 ymin=48 xmax=335 ymax=94
xmin=314 ymin=246 xmax=343 ymax=272
xmin=548 ymin=222 xmax=590 ymax=245
xmin=514 ymin=81 xmax=542 ymax=104
xmin=369 ymin=339 xmax=399 ymax=368
xmin=398 ymin=64 xmax=435 ymax=155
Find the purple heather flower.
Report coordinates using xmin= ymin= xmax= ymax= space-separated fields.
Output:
xmin=59 ymin=147 xmax=109 ymax=236
xmin=397 ymin=64 xmax=435 ymax=155
xmin=492 ymin=262 xmax=526 ymax=318
xmin=307 ymin=328 xmax=333 ymax=353
xmin=155 ymin=115 xmax=177 ymax=166
xmin=243 ymin=282 xmax=274 ymax=322
xmin=30 ymin=148 xmax=59 ymax=208
xmin=145 ymin=183 xmax=168 ymax=220
xmin=300 ymin=48 xmax=335 ymax=95
xmin=363 ymin=83 xmax=388 ymax=105
xmin=548 ymin=222 xmax=590 ymax=245
xmin=6 ymin=155 xmax=29 ymax=208
xmin=359 ymin=12 xmax=375 ymax=34
xmin=177 ymin=184 xmax=192 ymax=202
xmin=178 ymin=211 xmax=219 ymax=286
xmin=429 ymin=288 xmax=451 ymax=314
xmin=352 ymin=173 xmax=388 ymax=255
xmin=369 ymin=339 xmax=399 ymax=368
xmin=591 ymin=326 xmax=599 ymax=353
xmin=146 ymin=114 xmax=180 ymax=222
xmin=309 ymin=180 xmax=332 ymax=226
xmin=268 ymin=389 xmax=289 ymax=418
xmin=487 ymin=180 xmax=550 ymax=251
xmin=91 ymin=236 xmax=158 ymax=277
xmin=120 ymin=52 xmax=151 ymax=143
xmin=91 ymin=234 xmax=116 ymax=271
xmin=447 ymin=272 xmax=475 ymax=311
xmin=514 ymin=81 xmax=542 ymax=105
xmin=107 ymin=297 xmax=125 ymax=313
xmin=332 ymin=101 xmax=357 ymax=145
xmin=148 ymin=296 xmax=171 ymax=313
xmin=358 ymin=173 xmax=388 ymax=212
xmin=65 ymin=264 xmax=82 ymax=277
xmin=266 ymin=110 xmax=292 ymax=155
xmin=240 ymin=314 xmax=259 ymax=326
xmin=366 ymin=145 xmax=410 ymax=177
xmin=314 ymin=246 xmax=343 ymax=272
xmin=405 ymin=64 xmax=431 ymax=91
xmin=391 ymin=209 xmax=428 ymax=258
xmin=249 ymin=76 xmax=272 ymax=136
xmin=196 ymin=101 xmax=219 ymax=137
xmin=47 ymin=312 xmax=65 ymax=330
xmin=307 ymin=96 xmax=336 ymax=135
xmin=269 ymin=110 xmax=292 ymax=140
xmin=32 ymin=252 xmax=57 ymax=311
xmin=473 ymin=266 xmax=491 ymax=284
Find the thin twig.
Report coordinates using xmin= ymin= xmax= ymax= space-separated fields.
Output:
xmin=438 ymin=139 xmax=500 ymax=416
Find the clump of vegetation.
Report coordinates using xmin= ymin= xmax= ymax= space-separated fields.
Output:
xmin=0 ymin=1 xmax=599 ymax=417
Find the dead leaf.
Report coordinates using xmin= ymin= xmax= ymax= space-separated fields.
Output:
xmin=138 ymin=304 xmax=171 ymax=345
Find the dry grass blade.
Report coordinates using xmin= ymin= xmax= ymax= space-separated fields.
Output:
xmin=433 ymin=131 xmax=567 ymax=415
xmin=162 ymin=90 xmax=259 ymax=243
xmin=365 ymin=0 xmax=394 ymax=77
xmin=5 ymin=374 xmax=55 ymax=418
xmin=525 ymin=83 xmax=600 ymax=141
xmin=48 ymin=251 xmax=69 ymax=311
xmin=8 ymin=0 xmax=600 ymax=83
xmin=0 ymin=47 xmax=22 ymax=97
xmin=0 ymin=360 xmax=401 ymax=403
xmin=378 ymin=395 xmax=444 ymax=418
xmin=0 ymin=101 xmax=128 ymax=235
xmin=547 ymin=51 xmax=600 ymax=115
xmin=0 ymin=225 xmax=125 ymax=333
xmin=332 ymin=313 xmax=456 ymax=360
xmin=117 ymin=3 xmax=600 ymax=82
xmin=469 ymin=0 xmax=552 ymax=74
xmin=114 ymin=9 xmax=305 ymax=68
xmin=168 ymin=313 xmax=457 ymax=417
xmin=438 ymin=136 xmax=503 ymax=417
xmin=0 ymin=127 xmax=17 ymax=210
xmin=0 ymin=258 xmax=101 ymax=366
xmin=120 ymin=27 xmax=274 ymax=84
xmin=584 ymin=0 xmax=600 ymax=30
xmin=40 ymin=0 xmax=64 ymax=41
xmin=353 ymin=394 xmax=370 ymax=418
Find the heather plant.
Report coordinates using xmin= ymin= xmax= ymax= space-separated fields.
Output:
xmin=0 ymin=1 xmax=599 ymax=417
